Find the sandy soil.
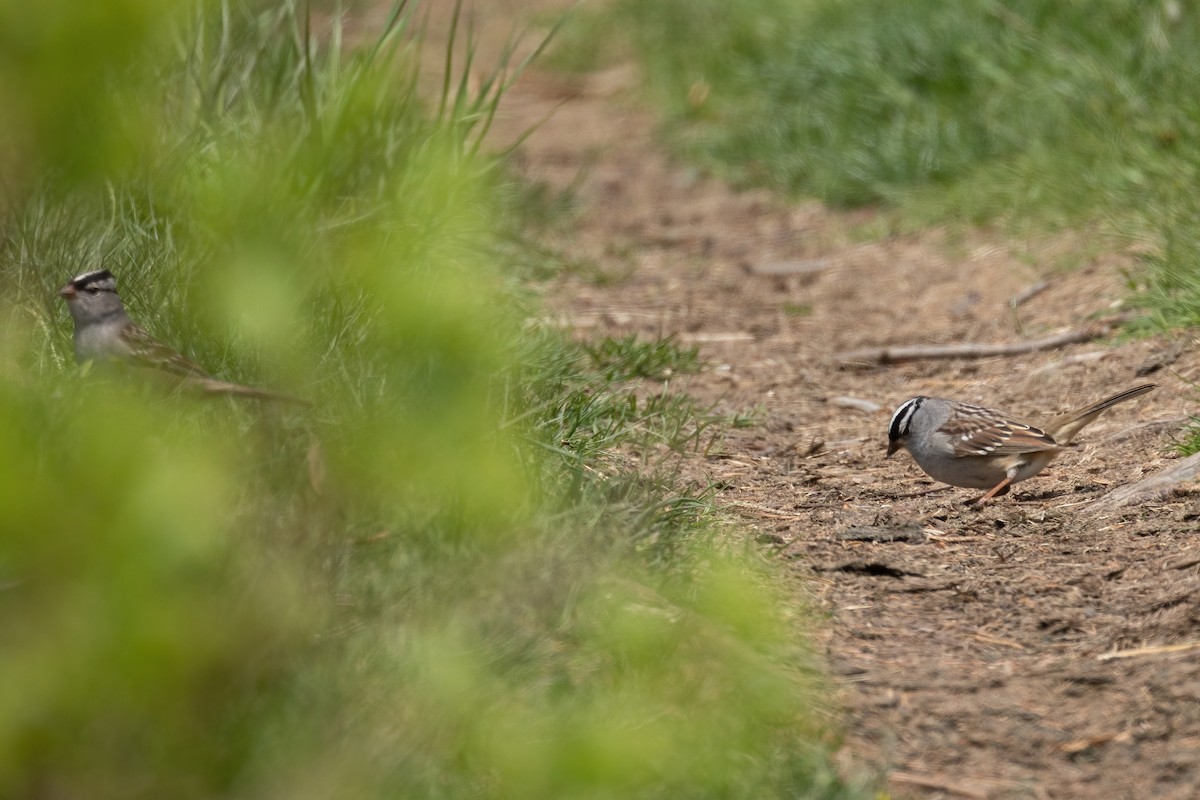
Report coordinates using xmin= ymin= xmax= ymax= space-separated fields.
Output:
xmin=421 ymin=2 xmax=1200 ymax=797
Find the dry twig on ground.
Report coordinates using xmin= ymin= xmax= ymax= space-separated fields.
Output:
xmin=835 ymin=314 xmax=1135 ymax=368
xmin=1088 ymin=451 xmax=1200 ymax=512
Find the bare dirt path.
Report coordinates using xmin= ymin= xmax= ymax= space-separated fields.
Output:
xmin=423 ymin=2 xmax=1200 ymax=797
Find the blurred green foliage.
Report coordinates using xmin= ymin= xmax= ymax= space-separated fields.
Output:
xmin=0 ymin=0 xmax=178 ymax=184
xmin=0 ymin=2 xmax=863 ymax=798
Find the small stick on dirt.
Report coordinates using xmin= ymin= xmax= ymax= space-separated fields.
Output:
xmin=727 ymin=501 xmax=805 ymax=519
xmin=830 ymin=396 xmax=882 ymax=413
xmin=972 ymin=631 xmax=1027 ymax=650
xmin=728 ymin=500 xmax=841 ymax=517
xmin=747 ymin=258 xmax=830 ymax=276
xmin=680 ymin=331 xmax=756 ymax=343
xmin=889 ymin=771 xmax=992 ymax=800
xmin=1097 ymin=640 xmax=1200 ymax=662
xmin=1088 ymin=451 xmax=1200 ymax=512
xmin=1058 ymin=730 xmax=1132 ymax=754
xmin=1166 ymin=555 xmax=1200 ymax=571
xmin=834 ymin=313 xmax=1136 ymax=368
xmin=1010 ymin=279 xmax=1050 ymax=308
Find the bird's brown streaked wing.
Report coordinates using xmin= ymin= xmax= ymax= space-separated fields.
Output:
xmin=943 ymin=410 xmax=1063 ymax=459
xmin=117 ymin=321 xmax=308 ymax=405
xmin=118 ymin=322 xmax=212 ymax=379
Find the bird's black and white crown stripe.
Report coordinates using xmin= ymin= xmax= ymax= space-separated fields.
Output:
xmin=889 ymin=396 xmax=923 ymax=443
xmin=68 ymin=269 xmax=117 ymax=292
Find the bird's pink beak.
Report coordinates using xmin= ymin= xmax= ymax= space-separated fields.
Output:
xmin=59 ymin=284 xmax=76 ymax=299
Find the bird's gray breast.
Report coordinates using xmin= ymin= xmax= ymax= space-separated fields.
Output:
xmin=73 ymin=318 xmax=128 ymax=364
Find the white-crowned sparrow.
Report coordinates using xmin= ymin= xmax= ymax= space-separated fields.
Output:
xmin=60 ymin=268 xmax=305 ymax=403
xmin=887 ymin=383 xmax=1156 ymax=503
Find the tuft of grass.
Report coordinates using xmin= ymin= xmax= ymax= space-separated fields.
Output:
xmin=1174 ymin=418 xmax=1200 ymax=457
xmin=1131 ymin=186 xmax=1200 ymax=329
xmin=583 ymin=333 xmax=700 ymax=382
xmin=518 ymin=329 xmax=722 ymax=466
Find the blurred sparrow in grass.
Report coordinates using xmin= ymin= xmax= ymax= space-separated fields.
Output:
xmin=60 ymin=269 xmax=305 ymax=403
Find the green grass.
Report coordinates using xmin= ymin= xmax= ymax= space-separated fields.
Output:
xmin=582 ymin=333 xmax=699 ymax=381
xmin=1174 ymin=418 xmax=1200 ymax=456
xmin=560 ymin=0 xmax=1190 ymax=218
xmin=560 ymin=0 xmax=1200 ymax=329
xmin=0 ymin=2 xmax=866 ymax=798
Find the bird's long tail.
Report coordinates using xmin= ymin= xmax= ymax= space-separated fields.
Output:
xmin=193 ymin=377 xmax=311 ymax=405
xmin=1050 ymin=383 xmax=1155 ymax=443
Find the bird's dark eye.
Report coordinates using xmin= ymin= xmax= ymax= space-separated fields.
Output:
xmin=86 ymin=287 xmax=99 ymax=294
